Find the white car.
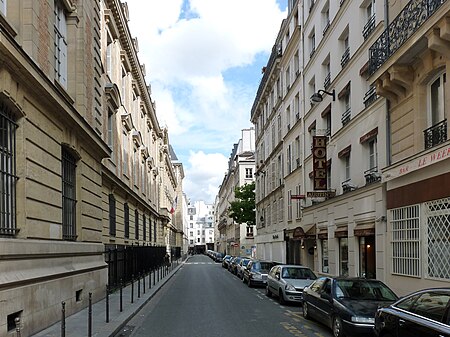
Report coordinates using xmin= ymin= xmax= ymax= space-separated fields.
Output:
xmin=266 ymin=265 xmax=317 ymax=304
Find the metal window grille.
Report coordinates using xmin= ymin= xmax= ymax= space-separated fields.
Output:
xmin=62 ymin=148 xmax=77 ymax=240
xmin=135 ymin=209 xmax=139 ymax=240
xmin=124 ymin=203 xmax=129 ymax=238
xmin=109 ymin=194 xmax=116 ymax=236
xmin=391 ymin=205 xmax=420 ymax=277
xmin=153 ymin=220 xmax=156 ymax=242
xmin=0 ymin=103 xmax=18 ymax=235
xmin=424 ymin=197 xmax=450 ymax=280
xmin=143 ymin=214 xmax=146 ymax=241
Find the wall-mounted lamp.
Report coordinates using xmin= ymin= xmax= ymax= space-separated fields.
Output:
xmin=313 ymin=240 xmax=317 ymax=249
xmin=301 ymin=240 xmax=305 ymax=249
xmin=310 ymin=89 xmax=335 ymax=105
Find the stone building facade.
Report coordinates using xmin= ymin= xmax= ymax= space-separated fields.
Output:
xmin=0 ymin=0 xmax=182 ymax=335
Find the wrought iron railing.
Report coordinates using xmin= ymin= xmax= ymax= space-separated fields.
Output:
xmin=342 ymin=178 xmax=356 ymax=193
xmin=424 ymin=119 xmax=447 ymax=149
xmin=341 ymin=108 xmax=351 ymax=126
xmin=364 ymin=166 xmax=381 ymax=185
xmin=363 ymin=14 xmax=376 ymax=40
xmin=341 ymin=47 xmax=350 ymax=68
xmin=324 ymin=72 xmax=331 ymax=89
xmin=363 ymin=85 xmax=378 ymax=108
xmin=369 ymin=0 xmax=447 ymax=75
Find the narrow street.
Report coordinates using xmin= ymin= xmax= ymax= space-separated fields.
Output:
xmin=118 ymin=255 xmax=332 ymax=337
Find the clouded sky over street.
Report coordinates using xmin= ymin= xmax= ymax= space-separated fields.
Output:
xmin=126 ymin=0 xmax=288 ymax=203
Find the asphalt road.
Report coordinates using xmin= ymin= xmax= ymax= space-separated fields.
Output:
xmin=119 ymin=255 xmax=332 ymax=337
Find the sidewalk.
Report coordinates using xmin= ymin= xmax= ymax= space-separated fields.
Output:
xmin=32 ymin=258 xmax=188 ymax=337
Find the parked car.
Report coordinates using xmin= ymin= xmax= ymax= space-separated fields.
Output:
xmin=266 ymin=265 xmax=317 ymax=304
xmin=302 ymin=277 xmax=398 ymax=337
xmin=222 ymin=255 xmax=233 ymax=268
xmin=243 ymin=260 xmax=276 ymax=287
xmin=229 ymin=257 xmax=242 ymax=274
xmin=236 ymin=258 xmax=251 ymax=279
xmin=214 ymin=252 xmax=224 ymax=263
xmin=374 ymin=288 xmax=450 ymax=337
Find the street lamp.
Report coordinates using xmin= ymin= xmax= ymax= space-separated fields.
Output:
xmin=310 ymin=89 xmax=335 ymax=105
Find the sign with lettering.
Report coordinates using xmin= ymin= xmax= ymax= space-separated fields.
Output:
xmin=307 ymin=191 xmax=336 ymax=198
xmin=384 ymin=144 xmax=450 ymax=181
xmin=312 ymin=136 xmax=327 ymax=190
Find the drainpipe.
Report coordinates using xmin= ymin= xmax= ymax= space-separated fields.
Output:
xmin=384 ymin=0 xmax=391 ymax=167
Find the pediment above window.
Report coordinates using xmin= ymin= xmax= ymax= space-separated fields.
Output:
xmin=105 ymin=83 xmax=121 ymax=109
xmin=141 ymin=146 xmax=149 ymax=161
xmin=131 ymin=130 xmax=143 ymax=147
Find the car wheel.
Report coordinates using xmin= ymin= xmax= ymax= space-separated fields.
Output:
xmin=332 ymin=316 xmax=344 ymax=337
xmin=302 ymin=301 xmax=311 ymax=319
xmin=278 ymin=290 xmax=286 ymax=305
xmin=247 ymin=279 xmax=252 ymax=288
xmin=266 ymin=285 xmax=272 ymax=297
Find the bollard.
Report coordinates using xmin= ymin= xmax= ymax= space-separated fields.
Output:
xmin=131 ymin=275 xmax=134 ymax=303
xmin=143 ymin=271 xmax=146 ymax=294
xmin=157 ymin=267 xmax=160 ymax=283
xmin=152 ymin=269 xmax=155 ymax=288
xmin=88 ymin=292 xmax=92 ymax=337
xmin=120 ymin=279 xmax=123 ymax=312
xmin=61 ymin=301 xmax=66 ymax=337
xmin=138 ymin=273 xmax=141 ymax=298
xmin=106 ymin=285 xmax=109 ymax=323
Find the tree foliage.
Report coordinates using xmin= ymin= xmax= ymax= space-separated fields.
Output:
xmin=228 ymin=182 xmax=255 ymax=227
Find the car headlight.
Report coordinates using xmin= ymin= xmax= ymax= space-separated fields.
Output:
xmin=285 ymin=283 xmax=296 ymax=291
xmin=351 ymin=316 xmax=375 ymax=324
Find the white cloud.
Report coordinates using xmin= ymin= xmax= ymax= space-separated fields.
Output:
xmin=184 ymin=151 xmax=229 ymax=203
xmin=127 ymin=0 xmax=286 ymax=202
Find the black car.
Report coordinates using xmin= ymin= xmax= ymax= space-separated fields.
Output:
xmin=374 ymin=288 xmax=450 ymax=337
xmin=302 ymin=277 xmax=398 ymax=337
xmin=222 ymin=255 xmax=233 ymax=268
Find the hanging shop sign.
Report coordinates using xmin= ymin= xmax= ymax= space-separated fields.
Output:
xmin=312 ymin=136 xmax=327 ymax=190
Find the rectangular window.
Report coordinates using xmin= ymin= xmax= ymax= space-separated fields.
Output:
xmin=62 ymin=148 xmax=77 ymax=240
xmin=135 ymin=209 xmax=139 ymax=240
xmin=287 ymin=190 xmax=292 ymax=221
xmin=108 ymin=194 xmax=116 ymax=236
xmin=245 ymin=168 xmax=253 ymax=179
xmin=295 ymin=185 xmax=302 ymax=219
xmin=124 ymin=203 xmax=129 ymax=239
xmin=122 ymin=131 xmax=128 ymax=175
xmin=107 ymin=109 xmax=114 ymax=150
xmin=345 ymin=155 xmax=350 ymax=180
xmin=0 ymin=104 xmax=18 ymax=235
xmin=391 ymin=205 xmax=420 ymax=277
xmin=339 ymin=237 xmax=349 ymax=276
xmin=153 ymin=220 xmax=156 ymax=242
xmin=54 ymin=1 xmax=67 ymax=88
xmin=0 ymin=0 xmax=6 ymax=15
xmin=106 ymin=34 xmax=112 ymax=78
xmin=143 ymin=213 xmax=146 ymax=241
xmin=321 ymin=239 xmax=329 ymax=273
xmin=369 ymin=138 xmax=377 ymax=169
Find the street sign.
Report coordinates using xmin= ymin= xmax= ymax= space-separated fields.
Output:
xmin=291 ymin=194 xmax=305 ymax=199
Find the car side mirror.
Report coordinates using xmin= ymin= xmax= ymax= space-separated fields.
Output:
xmin=320 ymin=293 xmax=333 ymax=303
xmin=275 ymin=273 xmax=280 ymax=280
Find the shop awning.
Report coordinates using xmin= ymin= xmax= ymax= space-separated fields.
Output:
xmin=317 ymin=227 xmax=328 ymax=239
xmin=334 ymin=225 xmax=348 ymax=238
xmin=292 ymin=224 xmax=316 ymax=240
xmin=353 ymin=223 xmax=375 ymax=236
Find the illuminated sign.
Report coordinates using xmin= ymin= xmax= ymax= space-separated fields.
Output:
xmin=312 ymin=136 xmax=327 ymax=190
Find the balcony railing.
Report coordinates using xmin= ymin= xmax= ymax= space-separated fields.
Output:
xmin=363 ymin=85 xmax=378 ymax=108
xmin=324 ymin=72 xmax=331 ymax=89
xmin=364 ymin=166 xmax=381 ymax=185
xmin=363 ymin=14 xmax=376 ymax=40
xmin=341 ymin=108 xmax=351 ymax=126
xmin=369 ymin=0 xmax=447 ymax=75
xmin=424 ymin=119 xmax=447 ymax=149
xmin=341 ymin=47 xmax=350 ymax=68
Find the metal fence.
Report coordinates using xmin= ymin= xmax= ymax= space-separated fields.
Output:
xmin=105 ymin=245 xmax=171 ymax=289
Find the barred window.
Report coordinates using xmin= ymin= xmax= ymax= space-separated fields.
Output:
xmin=108 ymin=194 xmax=116 ymax=236
xmin=391 ymin=205 xmax=420 ymax=277
xmin=62 ymin=147 xmax=77 ymax=240
xmin=424 ymin=198 xmax=450 ymax=280
xmin=0 ymin=104 xmax=18 ymax=235
xmin=135 ymin=209 xmax=139 ymax=240
xmin=124 ymin=203 xmax=129 ymax=239
xmin=321 ymin=239 xmax=329 ymax=273
xmin=153 ymin=220 xmax=156 ymax=242
xmin=143 ymin=213 xmax=146 ymax=241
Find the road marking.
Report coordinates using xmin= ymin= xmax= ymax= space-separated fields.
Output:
xmin=280 ymin=322 xmax=305 ymax=337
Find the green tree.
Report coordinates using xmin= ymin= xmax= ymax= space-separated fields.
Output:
xmin=228 ymin=182 xmax=255 ymax=227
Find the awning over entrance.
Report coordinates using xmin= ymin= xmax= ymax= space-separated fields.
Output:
xmin=353 ymin=223 xmax=375 ymax=236
xmin=334 ymin=225 xmax=348 ymax=238
xmin=317 ymin=227 xmax=328 ymax=239
xmin=292 ymin=224 xmax=316 ymax=240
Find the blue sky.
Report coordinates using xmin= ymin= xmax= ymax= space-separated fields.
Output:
xmin=127 ymin=0 xmax=288 ymax=203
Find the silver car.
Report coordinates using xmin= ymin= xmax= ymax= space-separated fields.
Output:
xmin=266 ymin=265 xmax=317 ymax=304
